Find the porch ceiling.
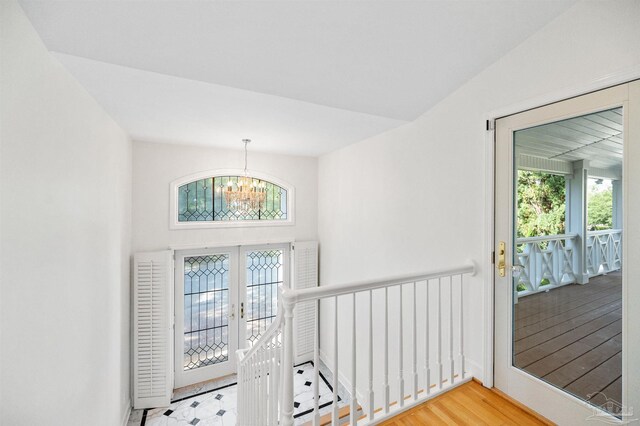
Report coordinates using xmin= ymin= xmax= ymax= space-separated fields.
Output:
xmin=515 ymin=108 xmax=622 ymax=171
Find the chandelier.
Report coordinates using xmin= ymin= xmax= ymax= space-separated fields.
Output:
xmin=224 ymin=139 xmax=266 ymax=214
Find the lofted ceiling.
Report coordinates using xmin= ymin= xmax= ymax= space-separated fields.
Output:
xmin=516 ymin=108 xmax=623 ymax=172
xmin=19 ymin=0 xmax=576 ymax=156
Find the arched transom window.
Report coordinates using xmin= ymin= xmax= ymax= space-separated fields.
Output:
xmin=171 ymin=171 xmax=293 ymax=228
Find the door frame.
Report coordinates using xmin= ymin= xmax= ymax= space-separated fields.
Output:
xmin=172 ymin=242 xmax=292 ymax=390
xmin=482 ymin=66 xmax=640 ymax=391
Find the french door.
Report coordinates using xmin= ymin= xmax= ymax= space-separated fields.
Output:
xmin=494 ymin=81 xmax=640 ymax=424
xmin=174 ymin=244 xmax=289 ymax=388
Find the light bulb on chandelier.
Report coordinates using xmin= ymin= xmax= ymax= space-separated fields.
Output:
xmin=224 ymin=139 xmax=266 ymax=214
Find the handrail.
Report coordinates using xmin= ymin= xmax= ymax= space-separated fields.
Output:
xmin=281 ymin=263 xmax=476 ymax=304
xmin=587 ymin=228 xmax=622 ymax=236
xmin=516 ymin=233 xmax=577 ymax=244
xmin=237 ymin=307 xmax=283 ymax=363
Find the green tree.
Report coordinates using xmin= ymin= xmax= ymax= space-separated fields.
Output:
xmin=588 ymin=188 xmax=613 ymax=230
xmin=517 ymin=171 xmax=566 ymax=238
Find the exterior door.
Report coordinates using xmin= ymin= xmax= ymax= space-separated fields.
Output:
xmin=494 ymin=81 xmax=640 ymax=424
xmin=174 ymin=244 xmax=290 ymax=388
xmin=239 ymin=244 xmax=289 ymax=349
xmin=174 ymin=247 xmax=239 ymax=388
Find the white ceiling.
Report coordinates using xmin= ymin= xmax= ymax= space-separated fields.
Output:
xmin=516 ymin=108 xmax=623 ymax=171
xmin=20 ymin=0 xmax=575 ymax=156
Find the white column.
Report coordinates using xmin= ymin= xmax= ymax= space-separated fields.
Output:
xmin=567 ymin=160 xmax=589 ymax=284
xmin=612 ymin=179 xmax=623 ymax=230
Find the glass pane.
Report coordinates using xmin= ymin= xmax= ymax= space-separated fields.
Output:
xmin=245 ymin=249 xmax=283 ymax=346
xmin=513 ymin=107 xmax=623 ymax=417
xmin=178 ymin=178 xmax=214 ymax=222
xmin=176 ymin=175 xmax=288 ymax=222
xmin=183 ymin=254 xmax=229 ymax=371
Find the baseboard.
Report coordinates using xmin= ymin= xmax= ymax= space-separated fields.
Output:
xmin=318 ymin=348 xmax=366 ymax=406
xmin=121 ymin=401 xmax=132 ymax=426
xmin=465 ymin=359 xmax=484 ymax=384
xmin=490 ymin=386 xmax=555 ymax=425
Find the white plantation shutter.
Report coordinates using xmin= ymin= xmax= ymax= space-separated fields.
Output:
xmin=292 ymin=241 xmax=318 ymax=364
xmin=133 ymin=251 xmax=173 ymax=409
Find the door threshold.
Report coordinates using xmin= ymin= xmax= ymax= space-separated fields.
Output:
xmin=172 ymin=372 xmax=238 ymax=402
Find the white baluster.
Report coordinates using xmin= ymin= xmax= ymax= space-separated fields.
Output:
xmin=276 ymin=336 xmax=283 ymax=421
xmin=437 ymin=277 xmax=443 ymax=389
xmin=425 ymin=279 xmax=431 ymax=395
xmin=313 ymin=299 xmax=320 ymax=426
xmin=449 ymin=275 xmax=454 ymax=385
xmin=412 ymin=282 xmax=418 ymax=400
xmin=351 ymin=293 xmax=358 ymax=426
xmin=332 ymin=296 xmax=339 ymax=425
xmin=280 ymin=300 xmax=295 ymax=426
xmin=237 ymin=364 xmax=242 ymax=426
xmin=398 ymin=284 xmax=405 ymax=407
xmin=258 ymin=349 xmax=263 ymax=423
xmin=251 ymin=358 xmax=256 ymax=426
xmin=459 ymin=274 xmax=465 ymax=379
xmin=368 ymin=290 xmax=374 ymax=421
xmin=269 ymin=345 xmax=275 ymax=425
xmin=384 ymin=287 xmax=390 ymax=414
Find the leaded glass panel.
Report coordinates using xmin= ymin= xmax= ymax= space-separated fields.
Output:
xmin=183 ymin=254 xmax=230 ymax=371
xmin=177 ymin=176 xmax=287 ymax=222
xmin=245 ymin=250 xmax=283 ymax=346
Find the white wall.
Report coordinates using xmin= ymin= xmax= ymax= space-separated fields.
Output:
xmin=0 ymin=2 xmax=132 ymax=425
xmin=317 ymin=0 xmax=640 ymax=395
xmin=132 ymin=140 xmax=317 ymax=252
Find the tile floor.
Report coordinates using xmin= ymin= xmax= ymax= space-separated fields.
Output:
xmin=128 ymin=361 xmax=347 ymax=426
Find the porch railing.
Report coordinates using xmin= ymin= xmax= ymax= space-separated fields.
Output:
xmin=515 ymin=233 xmax=577 ymax=294
xmin=515 ymin=229 xmax=622 ymax=297
xmin=236 ymin=262 xmax=476 ymax=425
xmin=587 ymin=229 xmax=622 ymax=277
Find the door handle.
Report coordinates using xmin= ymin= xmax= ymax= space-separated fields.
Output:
xmin=498 ymin=241 xmax=506 ymax=277
xmin=229 ymin=304 xmax=235 ymax=320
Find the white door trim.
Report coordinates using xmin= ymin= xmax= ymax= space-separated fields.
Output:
xmin=482 ymin=65 xmax=640 ymax=389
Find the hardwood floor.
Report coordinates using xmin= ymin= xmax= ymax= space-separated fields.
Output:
xmin=378 ymin=380 xmax=551 ymax=425
xmin=514 ymin=272 xmax=622 ymax=405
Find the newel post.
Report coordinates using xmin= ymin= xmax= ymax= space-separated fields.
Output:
xmin=280 ymin=293 xmax=295 ymax=426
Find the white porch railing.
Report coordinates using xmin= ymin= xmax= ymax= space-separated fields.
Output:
xmin=515 ymin=230 xmax=622 ymax=297
xmin=236 ymin=262 xmax=476 ymax=426
xmin=587 ymin=229 xmax=622 ymax=277
xmin=515 ymin=234 xmax=577 ymax=294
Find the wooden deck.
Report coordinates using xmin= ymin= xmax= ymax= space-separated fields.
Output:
xmin=514 ymin=272 xmax=622 ymax=406
xmin=378 ymin=380 xmax=551 ymax=425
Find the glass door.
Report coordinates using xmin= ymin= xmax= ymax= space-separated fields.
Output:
xmin=239 ymin=245 xmax=289 ymax=348
xmin=174 ymin=244 xmax=290 ymax=388
xmin=494 ymin=81 xmax=640 ymax=424
xmin=174 ymin=248 xmax=239 ymax=388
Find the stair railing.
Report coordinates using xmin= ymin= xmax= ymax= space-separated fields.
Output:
xmin=237 ymin=262 xmax=476 ymax=426
xmin=236 ymin=307 xmax=284 ymax=426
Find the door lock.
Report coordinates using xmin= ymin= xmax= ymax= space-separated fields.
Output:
xmin=240 ymin=302 xmax=244 ymax=319
xmin=498 ymin=241 xmax=506 ymax=277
